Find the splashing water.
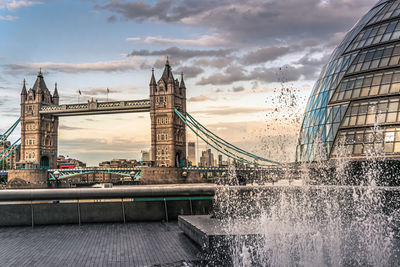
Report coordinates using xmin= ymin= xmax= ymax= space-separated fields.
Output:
xmin=212 ymin=182 xmax=399 ymax=266
xmin=208 ymin=73 xmax=400 ymax=266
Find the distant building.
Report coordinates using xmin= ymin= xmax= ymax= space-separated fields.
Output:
xmin=199 ymin=149 xmax=214 ymax=167
xmin=218 ymin=154 xmax=229 ymax=167
xmin=1 ymin=140 xmax=20 ymax=169
xmin=141 ymin=150 xmax=152 ymax=166
xmin=99 ymin=161 xmax=111 ymax=168
xmin=110 ymin=159 xmax=126 ymax=168
xmin=100 ymin=159 xmax=139 ymax=169
xmin=187 ymin=142 xmax=196 ymax=166
xmin=57 ymin=155 xmax=86 ymax=168
xmin=141 ymin=150 xmax=150 ymax=162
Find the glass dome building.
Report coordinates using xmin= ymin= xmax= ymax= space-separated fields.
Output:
xmin=297 ymin=0 xmax=400 ymax=162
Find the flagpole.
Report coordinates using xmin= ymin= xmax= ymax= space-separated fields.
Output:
xmin=107 ymin=88 xmax=109 ymax=102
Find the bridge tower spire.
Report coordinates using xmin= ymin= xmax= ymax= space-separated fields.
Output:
xmin=21 ymin=79 xmax=27 ymax=104
xmin=19 ymin=71 xmax=59 ymax=172
xmin=53 ymin=82 xmax=59 ymax=105
xmin=149 ymin=59 xmax=186 ymax=168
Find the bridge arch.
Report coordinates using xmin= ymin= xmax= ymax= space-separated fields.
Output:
xmin=40 ymin=156 xmax=49 ymax=170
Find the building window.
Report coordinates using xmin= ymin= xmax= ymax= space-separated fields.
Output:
xmin=332 ymin=69 xmax=400 ymax=103
xmin=332 ymin=126 xmax=400 ymax=157
xmin=157 ymin=133 xmax=169 ymax=141
xmin=156 ymin=96 xmax=167 ymax=107
xmin=341 ymin=97 xmax=400 ymax=128
xmin=156 ymin=117 xmax=169 ymax=125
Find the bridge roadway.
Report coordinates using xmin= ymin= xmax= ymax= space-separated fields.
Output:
xmin=48 ymin=166 xmax=283 ymax=172
xmin=39 ymin=99 xmax=150 ymax=116
xmin=1 ymin=166 xmax=285 ymax=178
xmin=48 ymin=166 xmax=284 ymax=179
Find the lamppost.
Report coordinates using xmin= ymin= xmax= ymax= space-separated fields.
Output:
xmin=130 ymin=171 xmax=139 ymax=185
xmin=53 ymin=170 xmax=60 ymax=181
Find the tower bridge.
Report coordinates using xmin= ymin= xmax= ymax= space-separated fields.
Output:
xmin=1 ymin=58 xmax=281 ymax=185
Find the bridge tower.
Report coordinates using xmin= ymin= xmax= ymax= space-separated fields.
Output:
xmin=19 ymin=71 xmax=59 ymax=170
xmin=150 ymin=59 xmax=187 ymax=167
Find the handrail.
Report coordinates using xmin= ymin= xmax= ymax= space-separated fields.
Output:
xmin=0 ymin=186 xmax=217 ymax=201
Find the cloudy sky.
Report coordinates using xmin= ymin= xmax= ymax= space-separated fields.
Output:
xmin=0 ymin=0 xmax=378 ymax=165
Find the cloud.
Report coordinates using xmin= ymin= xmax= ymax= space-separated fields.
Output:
xmin=95 ymin=0 xmax=172 ymax=22
xmin=241 ymin=46 xmax=291 ymax=65
xmin=60 ymin=137 xmax=148 ymax=153
xmin=107 ymin=15 xmax=117 ymax=22
xmin=232 ymin=86 xmax=245 ymax=92
xmin=126 ymin=37 xmax=141 ymax=41
xmin=144 ymin=35 xmax=227 ymax=47
xmin=128 ymin=46 xmax=234 ymax=60
xmin=175 ymin=65 xmax=204 ymax=79
xmin=59 ymin=125 xmax=86 ymax=131
xmin=196 ymin=55 xmax=327 ymax=86
xmin=0 ymin=0 xmax=42 ymax=11
xmin=98 ymin=0 xmax=377 ymax=46
xmin=196 ymin=65 xmax=248 ymax=86
xmin=188 ymin=94 xmax=217 ymax=102
xmin=191 ymin=106 xmax=268 ymax=116
xmin=0 ymin=15 xmax=17 ymax=21
xmin=240 ymin=40 xmax=324 ymax=66
xmin=4 ymin=58 xmax=144 ymax=73
xmin=82 ymin=88 xmax=121 ymax=96
xmin=193 ymin=57 xmax=237 ymax=68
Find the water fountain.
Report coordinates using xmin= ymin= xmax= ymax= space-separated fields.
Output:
xmin=178 ymin=1 xmax=400 ymax=265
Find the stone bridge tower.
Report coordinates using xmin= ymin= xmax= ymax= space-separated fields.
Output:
xmin=150 ymin=59 xmax=186 ymax=167
xmin=20 ymin=71 xmax=59 ymax=170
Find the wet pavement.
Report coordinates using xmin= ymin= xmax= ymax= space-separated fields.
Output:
xmin=0 ymin=222 xmax=201 ymax=267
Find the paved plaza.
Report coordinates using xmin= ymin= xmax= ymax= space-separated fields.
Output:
xmin=0 ymin=222 xmax=202 ymax=267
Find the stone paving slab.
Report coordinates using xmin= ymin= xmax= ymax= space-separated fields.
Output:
xmin=0 ymin=222 xmax=201 ymax=267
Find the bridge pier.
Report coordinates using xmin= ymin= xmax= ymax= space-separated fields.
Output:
xmin=141 ymin=167 xmax=203 ymax=184
xmin=8 ymin=169 xmax=48 ymax=185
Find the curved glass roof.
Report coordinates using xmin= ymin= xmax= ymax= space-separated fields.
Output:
xmin=297 ymin=0 xmax=400 ymax=162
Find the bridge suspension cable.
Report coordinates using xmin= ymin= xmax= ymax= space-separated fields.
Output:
xmin=0 ymin=138 xmax=21 ymax=163
xmin=175 ymin=109 xmax=252 ymax=165
xmin=174 ymin=108 xmax=281 ymax=166
xmin=0 ymin=118 xmax=20 ymax=146
xmin=186 ymin=112 xmax=281 ymax=164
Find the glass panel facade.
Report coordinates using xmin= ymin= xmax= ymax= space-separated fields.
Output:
xmin=341 ymin=97 xmax=400 ymax=128
xmin=346 ymin=43 xmax=400 ymax=75
xmin=297 ymin=1 xmax=400 ymax=162
xmin=331 ymin=126 xmax=400 ymax=157
xmin=347 ymin=18 xmax=400 ymax=53
xmin=331 ymin=69 xmax=400 ymax=103
xmin=367 ymin=0 xmax=400 ymax=26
